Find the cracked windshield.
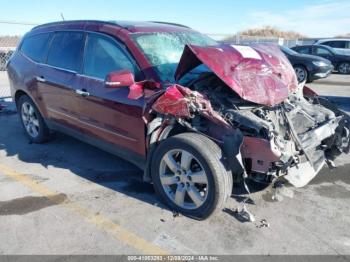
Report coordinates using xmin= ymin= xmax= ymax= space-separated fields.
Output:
xmin=133 ymin=32 xmax=217 ymax=82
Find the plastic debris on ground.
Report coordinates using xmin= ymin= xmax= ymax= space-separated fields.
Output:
xmin=255 ymin=219 xmax=270 ymax=228
xmin=236 ymin=205 xmax=256 ymax=223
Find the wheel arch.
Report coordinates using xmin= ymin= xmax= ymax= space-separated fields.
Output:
xmin=144 ymin=117 xmax=241 ymax=186
xmin=14 ymin=89 xmax=47 ymax=117
xmin=14 ymin=89 xmax=28 ymax=108
xmin=143 ymin=118 xmax=192 ymax=182
xmin=294 ymin=64 xmax=309 ymax=72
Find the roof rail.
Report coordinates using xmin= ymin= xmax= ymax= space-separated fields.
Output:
xmin=31 ymin=20 xmax=124 ymax=31
xmin=149 ymin=21 xmax=190 ymax=29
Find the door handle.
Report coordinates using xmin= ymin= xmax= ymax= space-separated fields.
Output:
xmin=75 ymin=89 xmax=90 ymax=97
xmin=36 ymin=76 xmax=46 ymax=83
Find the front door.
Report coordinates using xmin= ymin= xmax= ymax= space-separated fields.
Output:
xmin=76 ymin=32 xmax=147 ymax=158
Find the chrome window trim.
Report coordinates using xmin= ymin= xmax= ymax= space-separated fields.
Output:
xmin=81 ymin=31 xmax=141 ymax=80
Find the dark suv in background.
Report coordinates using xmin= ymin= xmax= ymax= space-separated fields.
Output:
xmin=280 ymin=46 xmax=333 ymax=83
xmin=292 ymin=44 xmax=350 ymax=74
xmin=7 ymin=20 xmax=350 ymax=220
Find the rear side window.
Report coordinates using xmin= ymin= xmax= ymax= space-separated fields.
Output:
xmin=297 ymin=46 xmax=311 ymax=54
xmin=21 ymin=33 xmax=51 ymax=63
xmin=47 ymin=32 xmax=85 ymax=72
xmin=83 ymin=33 xmax=136 ymax=79
xmin=323 ymin=41 xmax=346 ymax=48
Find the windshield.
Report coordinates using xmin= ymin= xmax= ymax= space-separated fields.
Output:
xmin=280 ymin=46 xmax=299 ymax=55
xmin=132 ymin=32 xmax=217 ymax=82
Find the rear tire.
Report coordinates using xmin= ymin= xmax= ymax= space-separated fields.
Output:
xmin=338 ymin=62 xmax=350 ymax=74
xmin=151 ymin=133 xmax=232 ymax=220
xmin=18 ymin=95 xmax=50 ymax=143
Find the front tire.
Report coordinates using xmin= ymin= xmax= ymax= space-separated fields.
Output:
xmin=294 ymin=66 xmax=308 ymax=83
xmin=151 ymin=133 xmax=232 ymax=220
xmin=338 ymin=62 xmax=350 ymax=74
xmin=18 ymin=95 xmax=50 ymax=143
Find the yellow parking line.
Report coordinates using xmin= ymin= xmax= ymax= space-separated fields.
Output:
xmin=0 ymin=164 xmax=168 ymax=255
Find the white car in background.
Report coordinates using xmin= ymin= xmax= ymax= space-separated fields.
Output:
xmin=315 ymin=39 xmax=350 ymax=55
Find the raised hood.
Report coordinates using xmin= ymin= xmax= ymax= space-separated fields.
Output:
xmin=175 ymin=44 xmax=298 ymax=106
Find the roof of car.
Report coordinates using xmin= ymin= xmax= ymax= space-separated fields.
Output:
xmin=316 ymin=38 xmax=350 ymax=42
xmin=294 ymin=44 xmax=333 ymax=49
xmin=31 ymin=20 xmax=192 ymax=33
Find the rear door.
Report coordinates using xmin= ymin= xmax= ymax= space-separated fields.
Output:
xmin=77 ymin=32 xmax=147 ymax=157
xmin=36 ymin=31 xmax=86 ymax=131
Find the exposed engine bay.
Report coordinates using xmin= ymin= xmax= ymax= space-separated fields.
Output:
xmin=148 ymin=43 xmax=350 ymax=187
xmin=151 ymin=72 xmax=350 ymax=187
xmin=181 ymin=73 xmax=350 ymax=187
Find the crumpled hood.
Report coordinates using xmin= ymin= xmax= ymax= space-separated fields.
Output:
xmin=175 ymin=43 xmax=298 ymax=106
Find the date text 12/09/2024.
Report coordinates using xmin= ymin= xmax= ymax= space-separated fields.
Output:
xmin=127 ymin=255 xmax=220 ymax=261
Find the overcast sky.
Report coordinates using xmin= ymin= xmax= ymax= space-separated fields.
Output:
xmin=0 ymin=0 xmax=349 ymax=37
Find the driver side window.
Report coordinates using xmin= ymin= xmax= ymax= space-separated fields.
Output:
xmin=83 ymin=33 xmax=137 ymax=80
xmin=315 ymin=47 xmax=331 ymax=55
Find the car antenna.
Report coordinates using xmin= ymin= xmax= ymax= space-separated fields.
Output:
xmin=60 ymin=13 xmax=65 ymax=21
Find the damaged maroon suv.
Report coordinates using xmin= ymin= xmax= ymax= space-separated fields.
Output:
xmin=7 ymin=21 xmax=350 ymax=219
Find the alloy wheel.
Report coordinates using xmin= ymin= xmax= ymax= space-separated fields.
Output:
xmin=294 ymin=67 xmax=307 ymax=83
xmin=21 ymin=102 xmax=40 ymax=138
xmin=339 ymin=63 xmax=350 ymax=74
xmin=159 ymin=149 xmax=209 ymax=210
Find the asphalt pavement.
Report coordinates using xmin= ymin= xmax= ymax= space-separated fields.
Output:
xmin=0 ymin=72 xmax=350 ymax=255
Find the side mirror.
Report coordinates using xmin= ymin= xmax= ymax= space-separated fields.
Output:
xmin=105 ymin=70 xmax=135 ymax=88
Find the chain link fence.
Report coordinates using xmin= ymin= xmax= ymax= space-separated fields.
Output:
xmin=0 ymin=21 xmax=34 ymax=102
xmin=215 ymin=34 xmax=306 ymax=47
xmin=0 ymin=36 xmax=21 ymax=101
xmin=0 ymin=21 xmax=35 ymax=73
xmin=0 ymin=36 xmax=20 ymax=71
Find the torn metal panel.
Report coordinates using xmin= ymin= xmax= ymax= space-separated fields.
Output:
xmin=128 ymin=82 xmax=144 ymax=100
xmin=128 ymin=80 xmax=161 ymax=100
xmin=175 ymin=43 xmax=298 ymax=106
xmin=151 ymin=85 xmax=192 ymax=117
xmin=303 ymin=85 xmax=317 ymax=97
xmin=241 ymin=136 xmax=282 ymax=173
xmin=152 ymin=84 xmax=233 ymax=129
xmin=284 ymin=158 xmax=325 ymax=187
xmin=298 ymin=117 xmax=341 ymax=150
xmin=223 ymin=132 xmax=245 ymax=177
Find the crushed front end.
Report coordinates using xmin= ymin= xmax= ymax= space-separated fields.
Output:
xmin=147 ymin=43 xmax=350 ymax=187
xmin=229 ymin=90 xmax=350 ymax=187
